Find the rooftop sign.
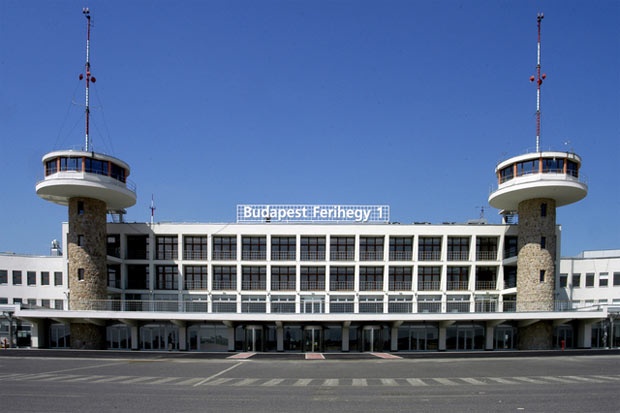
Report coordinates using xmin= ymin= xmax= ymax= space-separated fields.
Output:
xmin=237 ymin=205 xmax=390 ymax=223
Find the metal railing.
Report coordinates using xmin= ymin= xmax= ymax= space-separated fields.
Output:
xmin=59 ymin=299 xmax=606 ymax=314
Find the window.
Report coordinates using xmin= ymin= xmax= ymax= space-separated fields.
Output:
xmin=184 ymin=265 xmax=208 ymax=290
xmin=585 ymin=273 xmax=595 ymax=288
xmin=540 ymin=203 xmax=547 ymax=217
xmin=499 ymin=165 xmax=514 ymax=183
xmin=300 ymin=266 xmax=325 ymax=290
xmin=330 ymin=296 xmax=354 ymax=313
xmin=41 ymin=271 xmax=50 ymax=285
xmin=475 ymin=266 xmax=497 ymax=290
xmin=271 ymin=237 xmax=296 ymax=261
xmin=329 ymin=266 xmax=354 ymax=291
xmin=271 ymin=296 xmax=296 ymax=313
xmin=599 ymin=273 xmax=608 ymax=287
xmin=447 ymin=237 xmax=470 ymax=261
xmin=212 ymin=236 xmax=237 ymax=260
xmin=242 ymin=236 xmax=267 ymax=261
xmin=359 ymin=295 xmax=384 ymax=313
xmin=330 ymin=236 xmax=355 ymax=261
xmin=212 ymin=295 xmax=237 ymax=313
xmin=212 ymin=266 xmax=237 ymax=290
xmin=77 ymin=234 xmax=85 ymax=247
xmin=359 ymin=266 xmax=383 ymax=291
xmin=475 ymin=237 xmax=498 ymax=261
xmin=84 ymin=157 xmax=109 ymax=176
xmin=241 ymin=295 xmax=267 ymax=313
xmin=540 ymin=236 xmax=546 ymax=249
xmin=418 ymin=237 xmax=441 ymax=261
xmin=572 ymin=273 xmax=581 ymax=288
xmin=183 ymin=236 xmax=208 ymax=260
xmin=108 ymin=265 xmax=120 ymax=288
xmin=504 ymin=236 xmax=518 ymax=259
xmin=54 ymin=300 xmax=64 ymax=310
xmin=107 ymin=234 xmax=121 ymax=257
xmin=542 ymin=158 xmax=564 ymax=173
xmin=516 ymin=159 xmax=539 ymax=176
xmin=127 ymin=265 xmax=149 ymax=289
xmin=156 ymin=236 xmax=178 ymax=260
xmin=242 ymin=266 xmax=266 ymax=290
xmin=77 ymin=200 xmax=85 ymax=215
xmin=613 ymin=272 xmax=620 ymax=286
xmin=389 ymin=237 xmax=413 ymax=261
xmin=300 ymin=236 xmax=325 ymax=261
xmin=359 ymin=237 xmax=384 ymax=261
xmin=388 ymin=266 xmax=412 ymax=290
xmin=12 ymin=270 xmax=22 ymax=285
xmin=127 ymin=235 xmax=149 ymax=260
xmin=54 ymin=271 xmax=63 ymax=286
xmin=27 ymin=271 xmax=36 ymax=286
xmin=271 ymin=266 xmax=296 ymax=290
xmin=77 ymin=268 xmax=85 ymax=281
xmin=156 ymin=265 xmax=178 ymax=290
xmin=539 ymin=270 xmax=546 ymax=283
xmin=447 ymin=267 xmax=469 ymax=290
xmin=41 ymin=299 xmax=51 ymax=308
xmin=0 ymin=270 xmax=7 ymax=284
xmin=45 ymin=159 xmax=58 ymax=175
xmin=559 ymin=273 xmax=568 ymax=288
xmin=418 ymin=266 xmax=441 ymax=290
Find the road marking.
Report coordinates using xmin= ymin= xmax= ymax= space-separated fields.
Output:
xmin=460 ymin=377 xmax=487 ymax=385
xmin=323 ymin=379 xmax=339 ymax=386
xmin=119 ymin=376 xmax=159 ymax=384
xmin=352 ymin=378 xmax=367 ymax=386
xmin=262 ymin=378 xmax=285 ymax=386
xmin=540 ymin=376 xmax=579 ymax=383
xmin=371 ymin=352 xmax=402 ymax=359
xmin=193 ymin=361 xmax=244 ymax=387
xmin=293 ymin=378 xmax=313 ymax=386
xmin=406 ymin=378 xmax=429 ymax=386
xmin=203 ymin=377 xmax=235 ymax=386
xmin=380 ymin=378 xmax=398 ymax=386
xmin=305 ymin=353 xmax=325 ymax=360
xmin=562 ymin=375 xmax=606 ymax=383
xmin=233 ymin=378 xmax=260 ymax=386
xmin=227 ymin=352 xmax=256 ymax=359
xmin=512 ymin=377 xmax=547 ymax=384
xmin=486 ymin=377 xmax=519 ymax=385
xmin=91 ymin=375 xmax=133 ymax=383
xmin=149 ymin=376 xmax=181 ymax=385
xmin=176 ymin=378 xmax=207 ymax=386
xmin=591 ymin=375 xmax=620 ymax=381
xmin=433 ymin=378 xmax=459 ymax=386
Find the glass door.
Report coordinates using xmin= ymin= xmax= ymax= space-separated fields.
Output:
xmin=362 ymin=326 xmax=383 ymax=352
xmin=303 ymin=326 xmax=323 ymax=352
xmin=244 ymin=325 xmax=263 ymax=352
xmin=457 ymin=328 xmax=474 ymax=350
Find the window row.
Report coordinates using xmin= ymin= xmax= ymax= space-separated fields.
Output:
xmin=0 ymin=270 xmax=63 ymax=286
xmin=112 ymin=234 xmax=507 ymax=262
xmin=558 ymin=272 xmax=620 ymax=288
xmin=111 ymin=264 xmax=507 ymax=292
xmin=0 ymin=297 xmax=64 ymax=310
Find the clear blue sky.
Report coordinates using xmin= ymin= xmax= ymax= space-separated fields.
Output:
xmin=1 ymin=0 xmax=618 ymax=257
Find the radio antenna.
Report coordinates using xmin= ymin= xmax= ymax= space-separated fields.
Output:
xmin=530 ymin=13 xmax=546 ymax=153
xmin=80 ymin=8 xmax=96 ymax=152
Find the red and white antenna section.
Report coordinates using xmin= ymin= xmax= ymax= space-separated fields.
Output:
xmin=529 ymin=12 xmax=546 ymax=153
xmin=79 ymin=8 xmax=96 ymax=152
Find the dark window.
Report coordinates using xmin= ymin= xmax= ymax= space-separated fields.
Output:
xmin=539 ymin=269 xmax=545 ymax=283
xmin=517 ymin=159 xmax=539 ymax=176
xmin=476 ymin=237 xmax=498 ymax=260
xmin=77 ymin=234 xmax=85 ymax=247
xmin=388 ymin=266 xmax=412 ymax=290
xmin=110 ymin=163 xmax=127 ymax=183
xmin=242 ymin=266 xmax=266 ymax=290
xmin=572 ymin=273 xmax=581 ymax=288
xmin=127 ymin=235 xmax=149 ymax=259
xmin=213 ymin=236 xmax=237 ymax=260
xmin=156 ymin=265 xmax=178 ymax=290
xmin=599 ymin=273 xmax=608 ymax=287
xmin=107 ymin=234 xmax=121 ymax=257
xmin=330 ymin=236 xmax=355 ymax=261
xmin=447 ymin=266 xmax=469 ymax=290
xmin=45 ymin=159 xmax=58 ymax=175
xmin=418 ymin=237 xmax=441 ymax=261
xmin=183 ymin=236 xmax=208 ymax=260
xmin=60 ymin=156 xmax=81 ymax=171
xmin=418 ymin=266 xmax=441 ymax=290
xmin=184 ymin=265 xmax=208 ymax=290
xmin=0 ymin=270 xmax=7 ymax=284
xmin=77 ymin=201 xmax=85 ymax=215
xmin=540 ymin=203 xmax=547 ymax=217
xmin=542 ymin=158 xmax=564 ymax=173
xmin=360 ymin=237 xmax=384 ymax=261
xmin=84 ymin=158 xmax=109 ymax=176
xmin=541 ymin=236 xmax=546 ymax=249
xmin=447 ymin=237 xmax=470 ymax=261
xmin=271 ymin=266 xmax=296 ymax=290
xmin=156 ymin=236 xmax=178 ymax=260
xmin=499 ymin=165 xmax=514 ymax=183
xmin=300 ymin=266 xmax=325 ymax=290
xmin=300 ymin=236 xmax=325 ymax=261
xmin=504 ymin=236 xmax=518 ymax=259
xmin=54 ymin=271 xmax=63 ymax=286
xmin=40 ymin=271 xmax=50 ymax=285
xmin=475 ymin=266 xmax=497 ymax=290
xmin=389 ymin=237 xmax=413 ymax=261
xmin=329 ymin=266 xmax=354 ymax=291
xmin=127 ymin=265 xmax=149 ymax=289
xmin=213 ymin=266 xmax=237 ymax=290
xmin=271 ymin=237 xmax=296 ymax=261
xmin=359 ymin=266 xmax=383 ymax=291
xmin=77 ymin=268 xmax=85 ymax=281
xmin=567 ymin=160 xmax=579 ymax=177
xmin=27 ymin=271 xmax=36 ymax=286
xmin=107 ymin=265 xmax=120 ymax=288
xmin=12 ymin=270 xmax=22 ymax=285
xmin=614 ymin=272 xmax=620 ymax=286
xmin=585 ymin=273 xmax=595 ymax=288
xmin=242 ymin=236 xmax=266 ymax=261
xmin=559 ymin=274 xmax=568 ymax=288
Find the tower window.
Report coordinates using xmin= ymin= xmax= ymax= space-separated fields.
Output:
xmin=539 ymin=270 xmax=545 ymax=283
xmin=77 ymin=234 xmax=85 ymax=247
xmin=540 ymin=203 xmax=547 ymax=217
xmin=540 ymin=236 xmax=546 ymax=249
xmin=77 ymin=268 xmax=85 ymax=281
xmin=77 ymin=201 xmax=85 ymax=215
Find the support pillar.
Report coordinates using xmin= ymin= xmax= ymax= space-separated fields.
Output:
xmin=342 ymin=322 xmax=350 ymax=352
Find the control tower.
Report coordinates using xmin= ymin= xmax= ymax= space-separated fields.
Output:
xmin=488 ymin=14 xmax=587 ymax=349
xmin=35 ymin=9 xmax=137 ymax=349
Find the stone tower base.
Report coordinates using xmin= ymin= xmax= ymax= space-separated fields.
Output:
xmin=70 ymin=323 xmax=105 ymax=350
xmin=518 ymin=321 xmax=553 ymax=350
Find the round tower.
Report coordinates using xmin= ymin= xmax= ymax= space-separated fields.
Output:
xmin=35 ymin=9 xmax=137 ymax=349
xmin=488 ymin=13 xmax=587 ymax=350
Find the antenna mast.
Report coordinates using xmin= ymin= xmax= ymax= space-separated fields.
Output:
xmin=80 ymin=8 xmax=96 ymax=152
xmin=530 ymin=13 xmax=546 ymax=153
